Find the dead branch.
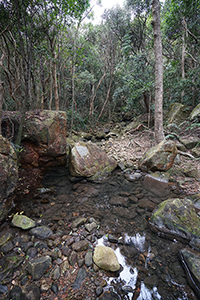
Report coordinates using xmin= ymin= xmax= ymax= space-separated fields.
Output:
xmin=177 ymin=150 xmax=196 ymax=159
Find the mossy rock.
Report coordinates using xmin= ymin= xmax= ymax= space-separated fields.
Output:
xmin=165 ymin=102 xmax=190 ymax=126
xmin=150 ymin=198 xmax=200 ymax=242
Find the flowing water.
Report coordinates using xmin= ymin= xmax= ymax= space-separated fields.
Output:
xmin=16 ymin=166 xmax=196 ymax=299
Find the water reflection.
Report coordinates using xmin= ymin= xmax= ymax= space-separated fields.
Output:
xmin=97 ymin=235 xmax=161 ymax=300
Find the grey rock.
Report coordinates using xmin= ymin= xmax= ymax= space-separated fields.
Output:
xmin=85 ymin=222 xmax=97 ymax=232
xmin=27 ymin=255 xmax=52 ymax=280
xmin=29 ymin=226 xmax=53 ymax=239
xmin=21 ymin=283 xmax=40 ymax=300
xmin=85 ymin=251 xmax=93 ymax=267
xmin=71 ymin=217 xmax=87 ymax=228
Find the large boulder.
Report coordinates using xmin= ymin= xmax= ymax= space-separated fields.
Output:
xmin=20 ymin=110 xmax=67 ymax=168
xmin=69 ymin=141 xmax=117 ymax=182
xmin=0 ymin=135 xmax=18 ymax=222
xmin=93 ymin=245 xmax=120 ymax=272
xmin=139 ymin=140 xmax=177 ymax=172
xmin=179 ymin=248 xmax=200 ymax=298
xmin=149 ymin=198 xmax=200 ymax=243
xmin=165 ymin=102 xmax=190 ymax=125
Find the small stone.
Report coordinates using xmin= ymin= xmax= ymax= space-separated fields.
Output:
xmin=71 ymin=217 xmax=87 ymax=228
xmin=85 ymin=251 xmax=93 ymax=267
xmin=96 ymin=286 xmax=103 ymax=296
xmin=61 ymin=246 xmax=71 ymax=257
xmin=78 ymin=258 xmax=85 ymax=267
xmin=51 ymin=266 xmax=61 ymax=280
xmin=40 ymin=283 xmax=50 ymax=292
xmin=51 ymin=283 xmax=58 ymax=294
xmin=1 ymin=240 xmax=14 ymax=253
xmin=60 ymin=259 xmax=69 ymax=274
xmin=69 ymin=251 xmax=78 ymax=266
xmin=72 ymin=240 xmax=89 ymax=252
xmin=9 ymin=285 xmax=22 ymax=299
xmin=85 ymin=222 xmax=97 ymax=232
xmin=122 ymin=285 xmax=134 ymax=293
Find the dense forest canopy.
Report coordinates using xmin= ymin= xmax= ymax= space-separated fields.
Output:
xmin=0 ymin=0 xmax=199 ymax=131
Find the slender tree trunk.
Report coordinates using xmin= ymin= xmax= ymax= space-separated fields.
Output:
xmin=181 ymin=17 xmax=186 ymax=103
xmin=152 ymin=0 xmax=165 ymax=144
xmin=0 ymin=80 xmax=3 ymax=135
xmin=53 ymin=51 xmax=59 ymax=110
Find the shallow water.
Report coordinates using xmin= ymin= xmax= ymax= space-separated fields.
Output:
xmin=17 ymin=166 xmax=197 ymax=299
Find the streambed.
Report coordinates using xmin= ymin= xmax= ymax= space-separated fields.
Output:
xmin=4 ymin=166 xmax=198 ymax=300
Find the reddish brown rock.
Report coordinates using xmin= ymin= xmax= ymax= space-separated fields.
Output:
xmin=20 ymin=110 xmax=67 ymax=169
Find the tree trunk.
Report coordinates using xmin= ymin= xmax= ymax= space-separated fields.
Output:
xmin=0 ymin=80 xmax=3 ymax=135
xmin=152 ymin=0 xmax=165 ymax=144
xmin=181 ymin=17 xmax=186 ymax=103
xmin=53 ymin=51 xmax=59 ymax=110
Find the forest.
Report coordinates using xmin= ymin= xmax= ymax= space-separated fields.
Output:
xmin=0 ymin=0 xmax=199 ymax=134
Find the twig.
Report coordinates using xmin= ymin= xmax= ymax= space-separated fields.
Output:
xmin=177 ymin=150 xmax=196 ymax=159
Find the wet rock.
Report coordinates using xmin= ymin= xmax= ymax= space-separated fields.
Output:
xmin=138 ymin=197 xmax=156 ymax=211
xmin=143 ymin=172 xmax=170 ymax=197
xmin=179 ymin=247 xmax=200 ymax=298
xmin=85 ymin=251 xmax=93 ymax=267
xmin=96 ymin=286 xmax=103 ymax=296
xmin=21 ymin=283 xmax=40 ymax=300
xmin=110 ymin=196 xmax=129 ymax=207
xmin=139 ymin=140 xmax=177 ymax=172
xmin=122 ymin=285 xmax=134 ymax=293
xmin=93 ymin=245 xmax=120 ymax=272
xmin=72 ymin=267 xmax=87 ymax=289
xmin=51 ymin=282 xmax=58 ymax=294
xmin=99 ymin=291 xmax=120 ymax=300
xmin=29 ymin=226 xmax=53 ymax=239
xmin=150 ymin=198 xmax=200 ymax=243
xmin=72 ymin=240 xmax=89 ymax=252
xmin=69 ymin=141 xmax=117 ymax=182
xmin=9 ymin=285 xmax=22 ymax=299
xmin=27 ymin=255 xmax=52 ymax=280
xmin=144 ymin=275 xmax=158 ymax=287
xmin=0 ymin=136 xmax=18 ymax=222
xmin=71 ymin=217 xmax=87 ymax=228
xmin=129 ymin=195 xmax=138 ymax=204
xmin=11 ymin=214 xmax=36 ymax=230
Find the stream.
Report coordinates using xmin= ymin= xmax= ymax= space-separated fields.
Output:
xmin=11 ymin=166 xmax=197 ymax=299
